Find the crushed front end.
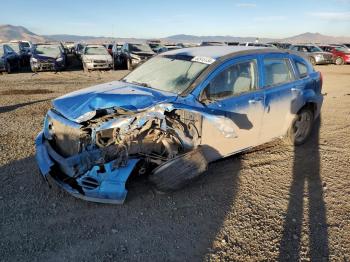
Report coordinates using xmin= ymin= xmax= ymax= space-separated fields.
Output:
xmin=35 ymin=104 xmax=202 ymax=204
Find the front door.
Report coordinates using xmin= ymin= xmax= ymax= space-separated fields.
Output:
xmin=198 ymin=57 xmax=265 ymax=161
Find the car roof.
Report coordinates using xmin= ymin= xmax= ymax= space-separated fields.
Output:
xmin=161 ymin=46 xmax=286 ymax=60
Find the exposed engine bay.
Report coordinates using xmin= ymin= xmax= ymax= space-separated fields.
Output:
xmin=81 ymin=106 xmax=202 ymax=170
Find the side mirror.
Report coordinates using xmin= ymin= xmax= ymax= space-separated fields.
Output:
xmin=199 ymin=84 xmax=212 ymax=105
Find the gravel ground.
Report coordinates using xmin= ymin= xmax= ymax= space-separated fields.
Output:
xmin=0 ymin=61 xmax=349 ymax=261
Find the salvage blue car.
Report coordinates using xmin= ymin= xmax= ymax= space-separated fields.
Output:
xmin=36 ymin=46 xmax=323 ymax=204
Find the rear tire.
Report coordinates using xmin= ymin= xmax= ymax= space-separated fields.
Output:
xmin=286 ymin=108 xmax=314 ymax=146
xmin=335 ymin=57 xmax=344 ymax=65
xmin=149 ymin=148 xmax=208 ymax=192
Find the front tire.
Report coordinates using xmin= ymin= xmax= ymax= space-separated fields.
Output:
xmin=149 ymin=148 xmax=208 ymax=192
xmin=286 ymin=108 xmax=314 ymax=146
xmin=309 ymin=57 xmax=316 ymax=66
xmin=335 ymin=57 xmax=344 ymax=65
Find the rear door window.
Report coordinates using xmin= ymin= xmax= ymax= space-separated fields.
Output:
xmin=295 ymin=61 xmax=308 ymax=78
xmin=263 ymin=58 xmax=295 ymax=87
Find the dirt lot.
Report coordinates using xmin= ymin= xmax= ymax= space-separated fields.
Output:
xmin=0 ymin=64 xmax=349 ymax=262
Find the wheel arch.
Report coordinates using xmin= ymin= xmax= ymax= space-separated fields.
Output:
xmin=298 ymin=101 xmax=317 ymax=118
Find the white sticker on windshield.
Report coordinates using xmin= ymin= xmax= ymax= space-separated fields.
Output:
xmin=191 ymin=56 xmax=216 ymax=65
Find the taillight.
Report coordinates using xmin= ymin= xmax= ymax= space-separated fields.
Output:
xmin=320 ymin=72 xmax=323 ymax=90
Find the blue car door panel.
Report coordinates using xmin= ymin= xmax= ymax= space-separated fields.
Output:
xmin=197 ymin=57 xmax=265 ymax=161
xmin=259 ymin=54 xmax=300 ymax=143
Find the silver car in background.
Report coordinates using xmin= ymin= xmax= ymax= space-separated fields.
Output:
xmin=82 ymin=45 xmax=113 ymax=72
xmin=290 ymin=44 xmax=334 ymax=65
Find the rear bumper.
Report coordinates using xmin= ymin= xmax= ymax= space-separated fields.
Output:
xmin=35 ymin=132 xmax=139 ymax=204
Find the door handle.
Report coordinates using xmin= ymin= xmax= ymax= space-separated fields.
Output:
xmin=248 ymin=96 xmax=263 ymax=104
xmin=291 ymin=86 xmax=303 ymax=93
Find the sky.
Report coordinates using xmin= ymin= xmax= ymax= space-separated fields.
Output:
xmin=1 ymin=0 xmax=350 ymax=38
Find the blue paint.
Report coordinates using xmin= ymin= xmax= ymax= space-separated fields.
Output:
xmin=35 ymin=47 xmax=324 ymax=204
xmin=52 ymin=81 xmax=177 ymax=122
xmin=36 ymin=131 xmax=139 ymax=204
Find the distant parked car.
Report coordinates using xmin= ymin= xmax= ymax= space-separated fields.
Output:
xmin=0 ymin=44 xmax=20 ymax=73
xmin=226 ymin=42 xmax=239 ymax=46
xmin=103 ymin=44 xmax=113 ymax=56
xmin=12 ymin=40 xmax=33 ymax=53
xmin=148 ymin=42 xmax=168 ymax=53
xmin=289 ymin=44 xmax=333 ymax=65
xmin=82 ymin=44 xmax=113 ymax=72
xmin=117 ymin=43 xmax=155 ymax=70
xmin=30 ymin=44 xmax=66 ymax=72
xmin=239 ymin=42 xmax=276 ymax=48
xmin=342 ymin=43 xmax=350 ymax=50
xmin=35 ymin=46 xmax=324 ymax=204
xmin=267 ymin=42 xmax=291 ymax=49
xmin=74 ymin=43 xmax=86 ymax=59
xmin=6 ymin=41 xmax=31 ymax=68
xmin=176 ymin=43 xmax=198 ymax=48
xmin=319 ymin=45 xmax=350 ymax=65
xmin=63 ymin=42 xmax=75 ymax=53
xmin=164 ymin=44 xmax=181 ymax=51
xmin=200 ymin=41 xmax=227 ymax=46
xmin=111 ymin=43 xmax=123 ymax=69
xmin=329 ymin=44 xmax=350 ymax=52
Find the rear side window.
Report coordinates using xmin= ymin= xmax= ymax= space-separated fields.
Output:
xmin=263 ymin=58 xmax=294 ymax=87
xmin=295 ymin=61 xmax=308 ymax=78
xmin=205 ymin=59 xmax=258 ymax=100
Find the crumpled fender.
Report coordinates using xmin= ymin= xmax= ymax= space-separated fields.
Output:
xmin=35 ymin=132 xmax=54 ymax=177
xmin=35 ymin=132 xmax=140 ymax=204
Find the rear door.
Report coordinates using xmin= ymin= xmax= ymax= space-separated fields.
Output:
xmin=259 ymin=54 xmax=298 ymax=143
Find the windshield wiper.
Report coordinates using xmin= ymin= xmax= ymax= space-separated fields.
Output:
xmin=130 ymin=81 xmax=151 ymax=88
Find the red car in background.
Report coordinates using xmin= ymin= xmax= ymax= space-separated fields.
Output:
xmin=320 ymin=45 xmax=350 ymax=65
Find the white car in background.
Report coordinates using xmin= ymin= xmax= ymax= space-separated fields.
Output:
xmin=82 ymin=45 xmax=113 ymax=71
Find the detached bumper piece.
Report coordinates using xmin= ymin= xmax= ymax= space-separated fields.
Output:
xmin=35 ymin=132 xmax=139 ymax=204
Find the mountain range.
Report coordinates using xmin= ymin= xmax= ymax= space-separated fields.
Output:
xmin=1 ymin=24 xmax=350 ymax=44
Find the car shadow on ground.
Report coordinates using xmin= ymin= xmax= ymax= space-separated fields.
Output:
xmin=0 ymin=148 xmax=241 ymax=261
xmin=279 ymin=116 xmax=329 ymax=261
xmin=0 ymin=99 xmax=50 ymax=114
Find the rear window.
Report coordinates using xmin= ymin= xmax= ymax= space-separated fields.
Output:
xmin=263 ymin=58 xmax=294 ymax=87
xmin=295 ymin=61 xmax=308 ymax=78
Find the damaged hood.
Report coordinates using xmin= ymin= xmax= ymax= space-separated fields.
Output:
xmin=52 ymin=81 xmax=177 ymax=123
